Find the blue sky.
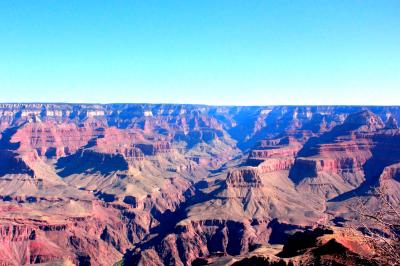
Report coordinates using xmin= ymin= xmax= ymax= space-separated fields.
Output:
xmin=0 ymin=1 xmax=399 ymax=105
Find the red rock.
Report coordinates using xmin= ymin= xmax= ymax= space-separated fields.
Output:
xmin=226 ymin=168 xmax=263 ymax=188
xmin=0 ymin=104 xmax=399 ymax=265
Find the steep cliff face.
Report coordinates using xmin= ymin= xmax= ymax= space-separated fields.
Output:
xmin=288 ymin=111 xmax=400 ymax=200
xmin=126 ymin=219 xmax=275 ymax=266
xmin=9 ymin=121 xmax=98 ymax=159
xmin=0 ymin=104 xmax=399 ymax=265
xmin=379 ymin=162 xmax=400 ymax=182
xmin=246 ymin=136 xmax=303 ymax=178
xmin=225 ymin=168 xmax=263 ymax=188
xmin=0 ymin=202 xmax=131 ymax=266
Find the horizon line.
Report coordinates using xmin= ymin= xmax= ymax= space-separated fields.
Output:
xmin=0 ymin=102 xmax=399 ymax=108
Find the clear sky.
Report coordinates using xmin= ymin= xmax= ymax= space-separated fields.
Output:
xmin=0 ymin=1 xmax=399 ymax=105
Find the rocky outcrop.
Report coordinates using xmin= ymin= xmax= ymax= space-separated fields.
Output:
xmin=290 ymin=157 xmax=364 ymax=180
xmin=134 ymin=141 xmax=171 ymax=156
xmin=379 ymin=163 xmax=400 ymax=182
xmin=256 ymin=157 xmax=296 ymax=173
xmin=340 ymin=110 xmax=385 ymax=132
xmin=246 ymin=137 xmax=303 ymax=175
xmin=0 ymin=202 xmax=131 ymax=266
xmin=288 ymin=111 xmax=400 ymax=200
xmin=226 ymin=168 xmax=263 ymax=188
xmin=277 ymin=226 xmax=375 ymax=266
xmin=191 ymin=226 xmax=376 ymax=266
xmin=124 ymin=219 xmax=305 ymax=266
xmin=9 ymin=121 xmax=98 ymax=159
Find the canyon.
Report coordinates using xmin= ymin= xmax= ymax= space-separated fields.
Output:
xmin=0 ymin=103 xmax=399 ymax=265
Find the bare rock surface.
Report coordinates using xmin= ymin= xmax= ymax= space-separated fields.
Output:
xmin=0 ymin=104 xmax=399 ymax=265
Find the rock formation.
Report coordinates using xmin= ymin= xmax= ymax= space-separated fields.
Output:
xmin=0 ymin=104 xmax=399 ymax=265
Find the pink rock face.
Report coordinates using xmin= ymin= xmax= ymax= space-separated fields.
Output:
xmin=342 ymin=110 xmax=385 ymax=132
xmin=379 ymin=163 xmax=400 ymax=182
xmin=134 ymin=141 xmax=171 ymax=156
xmin=288 ymin=111 xmax=400 ymax=201
xmin=257 ymin=157 xmax=295 ymax=173
xmin=249 ymin=148 xmax=297 ymax=160
xmin=291 ymin=156 xmax=365 ymax=178
xmin=10 ymin=121 xmax=97 ymax=158
xmin=246 ymin=136 xmax=303 ymax=174
xmin=0 ymin=104 xmax=400 ymax=265
xmin=0 ymin=202 xmax=131 ymax=266
xmin=226 ymin=168 xmax=263 ymax=188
